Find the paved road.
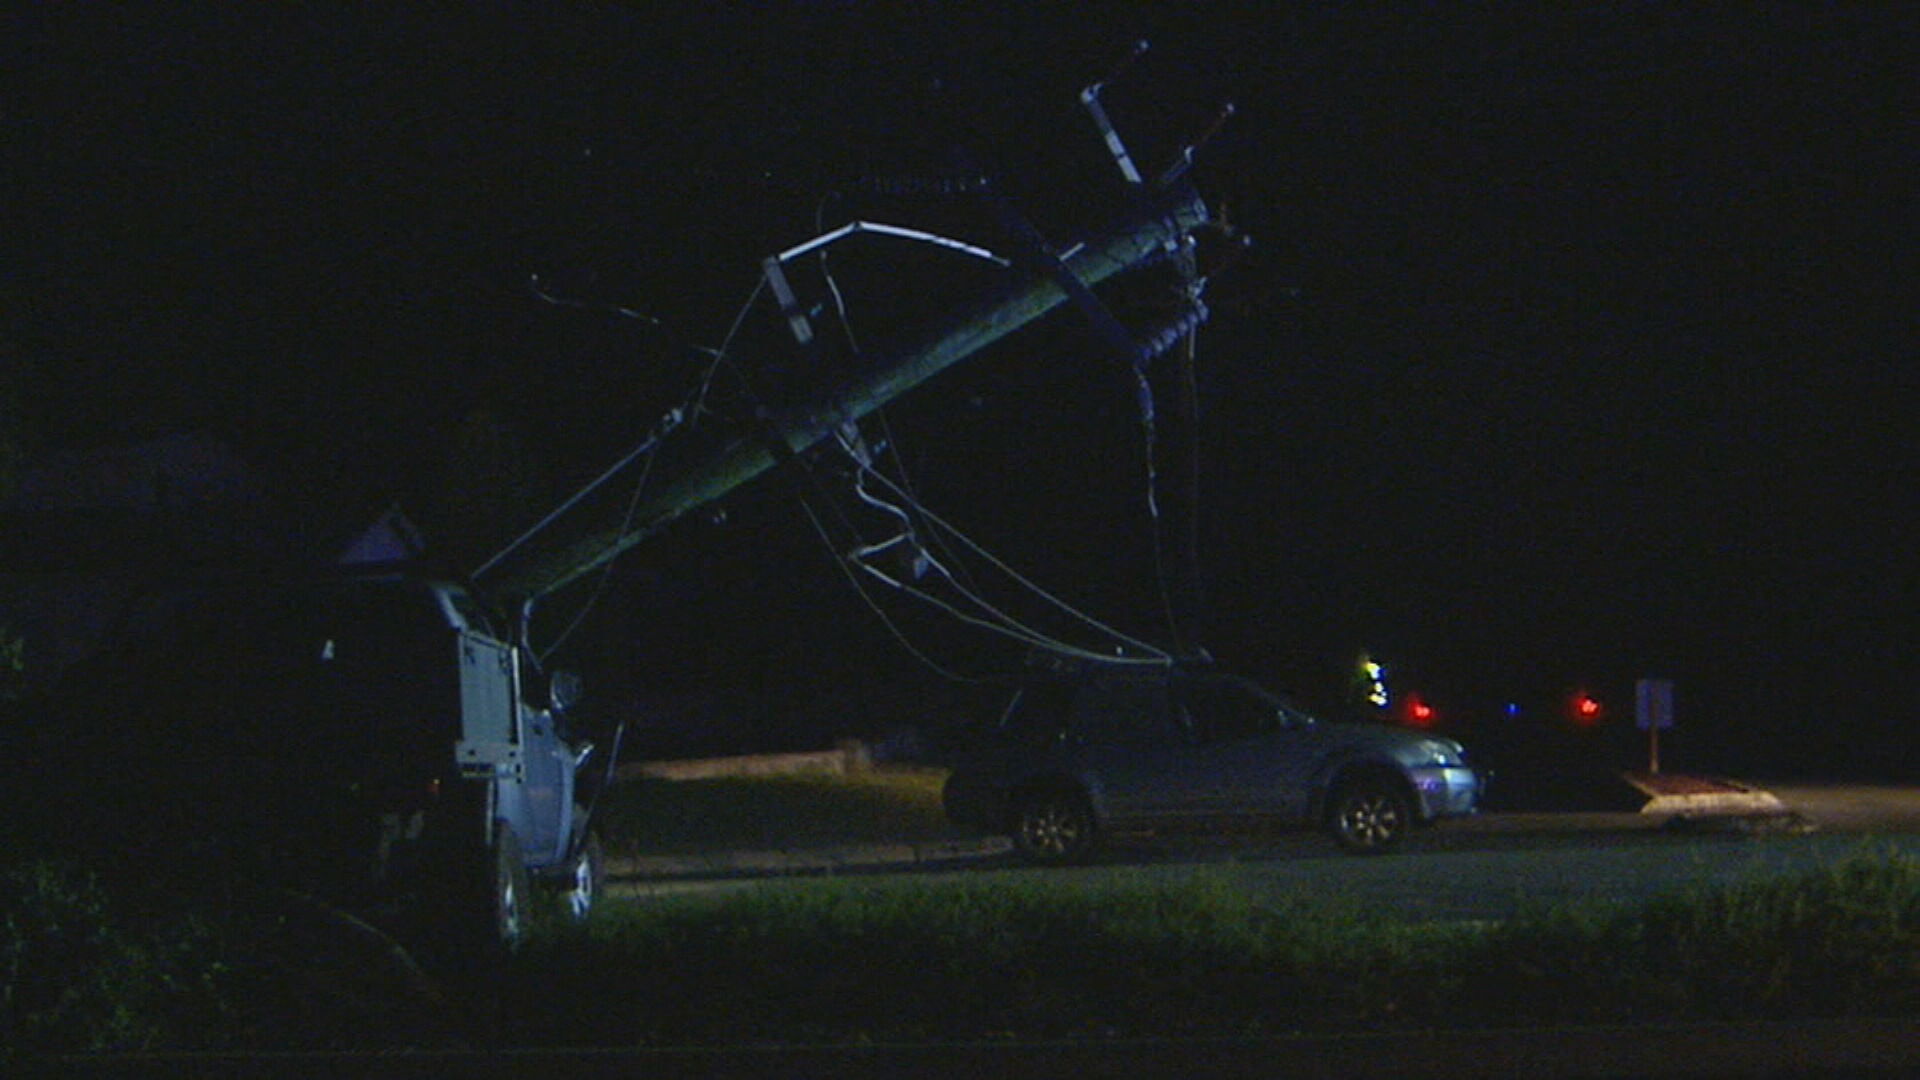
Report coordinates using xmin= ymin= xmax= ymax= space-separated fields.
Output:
xmin=1761 ymin=781 xmax=1920 ymax=830
xmin=610 ymin=783 xmax=1920 ymax=922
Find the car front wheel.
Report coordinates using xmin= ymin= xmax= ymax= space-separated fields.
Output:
xmin=1011 ymin=789 xmax=1097 ymax=863
xmin=1328 ymin=778 xmax=1411 ymax=854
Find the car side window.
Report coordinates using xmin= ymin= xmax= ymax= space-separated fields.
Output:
xmin=1185 ymin=677 xmax=1280 ymax=744
xmin=1072 ymin=678 xmax=1182 ymax=747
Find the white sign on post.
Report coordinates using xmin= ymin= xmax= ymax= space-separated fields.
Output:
xmin=1636 ymin=677 xmax=1675 ymax=775
xmin=1635 ymin=678 xmax=1675 ymax=731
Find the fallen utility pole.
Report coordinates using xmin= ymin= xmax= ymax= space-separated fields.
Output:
xmin=489 ymin=184 xmax=1211 ymax=601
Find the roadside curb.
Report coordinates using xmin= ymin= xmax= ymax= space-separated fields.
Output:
xmin=605 ymin=836 xmax=1011 ymax=881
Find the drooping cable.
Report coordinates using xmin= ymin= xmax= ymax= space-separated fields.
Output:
xmin=848 ymin=556 xmax=1168 ymax=667
xmin=471 ymin=409 xmax=679 ymax=582
xmin=793 ymin=492 xmax=987 ymax=683
xmin=687 ymin=276 xmax=769 ymax=429
xmin=874 ymin=409 xmax=986 ymax=598
xmin=798 ymin=191 xmax=1172 ymax=664
xmin=847 ymin=452 xmax=1174 ymax=662
xmin=525 ymin=276 xmax=770 ymax=661
xmin=814 ymin=192 xmax=862 ymax=357
xmin=529 ymin=272 xmax=665 ymax=327
xmin=1136 ymin=235 xmax=1213 ymax=658
xmin=774 ymin=220 xmax=1008 ymax=270
xmin=813 ymin=194 xmax=989 ymax=601
xmin=795 ymin=422 xmax=1166 ymax=671
xmin=535 ymin=443 xmax=656 ymax=663
xmin=477 ymin=275 xmax=767 ymax=588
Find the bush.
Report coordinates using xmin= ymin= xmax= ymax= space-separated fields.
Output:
xmin=0 ymin=861 xmax=217 ymax=1056
xmin=0 ymin=859 xmax=467 ymax=1057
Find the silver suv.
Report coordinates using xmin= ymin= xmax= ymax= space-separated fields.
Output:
xmin=943 ymin=666 xmax=1482 ymax=859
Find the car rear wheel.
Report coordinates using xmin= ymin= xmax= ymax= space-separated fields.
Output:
xmin=1328 ymin=778 xmax=1411 ymax=854
xmin=1011 ymin=789 xmax=1097 ymax=863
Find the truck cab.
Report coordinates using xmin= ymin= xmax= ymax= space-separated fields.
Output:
xmin=434 ymin=578 xmax=606 ymax=943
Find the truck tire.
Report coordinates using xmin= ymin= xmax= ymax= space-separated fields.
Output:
xmin=489 ymin=822 xmax=532 ymax=951
xmin=557 ymin=829 xmax=605 ymax=923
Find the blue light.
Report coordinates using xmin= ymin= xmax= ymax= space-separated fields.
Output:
xmin=1505 ymin=702 xmax=1521 ymax=717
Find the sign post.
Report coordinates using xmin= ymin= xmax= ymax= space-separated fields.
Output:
xmin=1635 ymin=678 xmax=1675 ymax=774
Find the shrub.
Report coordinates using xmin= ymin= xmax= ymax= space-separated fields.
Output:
xmin=0 ymin=861 xmax=183 ymax=1055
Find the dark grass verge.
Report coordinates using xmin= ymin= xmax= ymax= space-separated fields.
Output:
xmin=592 ymin=768 xmax=957 ymax=856
xmin=7 ymin=849 xmax=1918 ymax=1055
xmin=486 ymin=845 xmax=1920 ymax=1047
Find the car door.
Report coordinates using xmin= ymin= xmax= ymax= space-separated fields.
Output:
xmin=1067 ymin=675 xmax=1193 ymax=822
xmin=1172 ymin=675 xmax=1321 ymax=821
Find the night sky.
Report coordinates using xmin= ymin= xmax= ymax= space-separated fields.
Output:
xmin=5 ymin=5 xmax=1911 ymax=775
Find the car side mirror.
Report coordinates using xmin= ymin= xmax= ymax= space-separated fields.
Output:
xmin=549 ymin=669 xmax=584 ymax=712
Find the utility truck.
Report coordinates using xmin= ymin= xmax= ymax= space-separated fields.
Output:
xmin=39 ymin=568 xmax=607 ymax=953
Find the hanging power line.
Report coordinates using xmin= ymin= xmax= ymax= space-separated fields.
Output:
xmin=786 ymin=187 xmax=1183 ymax=667
xmin=534 ymin=440 xmax=657 ymax=663
xmin=495 ymin=275 xmax=774 ymax=659
xmin=478 ymin=275 xmax=769 ymax=584
xmin=793 ymin=492 xmax=991 ymax=683
xmin=831 ymin=429 xmax=1173 ymax=666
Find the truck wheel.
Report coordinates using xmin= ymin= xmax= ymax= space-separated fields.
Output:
xmin=1011 ymin=788 xmax=1097 ymax=863
xmin=558 ymin=830 xmax=605 ymax=923
xmin=490 ymin=823 xmax=532 ymax=950
xmin=1327 ymin=777 xmax=1410 ymax=854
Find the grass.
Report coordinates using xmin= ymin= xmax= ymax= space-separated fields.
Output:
xmin=484 ymin=848 xmax=1920 ymax=1046
xmin=592 ymin=767 xmax=957 ymax=856
xmin=10 ymin=766 xmax=1919 ymax=1053
xmin=1463 ymin=848 xmax=1920 ymax=1024
xmin=8 ymin=848 xmax=1919 ymax=1053
xmin=488 ymin=870 xmax=1468 ymax=1045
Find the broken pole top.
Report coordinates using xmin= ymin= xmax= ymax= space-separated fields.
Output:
xmin=490 ymin=184 xmax=1211 ymax=601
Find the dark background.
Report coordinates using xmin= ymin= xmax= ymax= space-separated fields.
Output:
xmin=4 ymin=4 xmax=1910 ymax=776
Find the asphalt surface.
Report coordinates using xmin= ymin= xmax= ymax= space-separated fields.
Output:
xmin=603 ymin=777 xmax=1920 ymax=892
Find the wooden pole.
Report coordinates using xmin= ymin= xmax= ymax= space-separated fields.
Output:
xmin=489 ymin=186 xmax=1211 ymax=600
